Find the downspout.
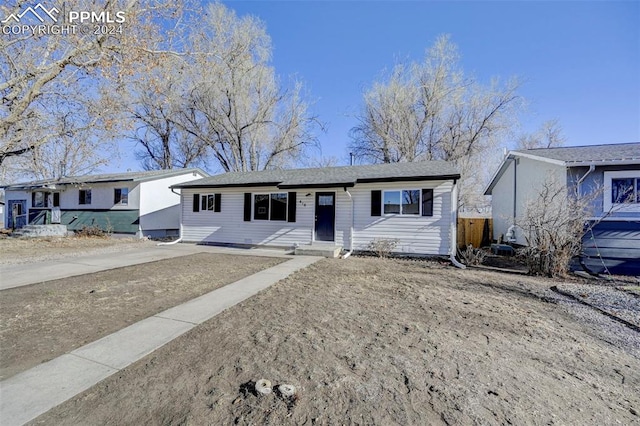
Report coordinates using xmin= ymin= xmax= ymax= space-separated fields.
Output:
xmin=158 ymin=187 xmax=183 ymax=246
xmin=450 ymin=179 xmax=466 ymax=269
xmin=341 ymin=187 xmax=355 ymax=259
xmin=504 ymin=156 xmax=518 ymax=243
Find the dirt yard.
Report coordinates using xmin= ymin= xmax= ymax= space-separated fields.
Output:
xmin=30 ymin=257 xmax=639 ymax=425
xmin=0 ymin=236 xmax=153 ymax=265
xmin=0 ymin=253 xmax=284 ymax=380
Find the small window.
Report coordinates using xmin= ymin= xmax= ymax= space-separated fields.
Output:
xmin=79 ymin=189 xmax=92 ymax=205
xmin=32 ymin=191 xmax=47 ymax=208
xmin=114 ymin=188 xmax=129 ymax=205
xmin=198 ymin=194 xmax=219 ymax=211
xmin=611 ymin=178 xmax=637 ymax=204
xmin=254 ymin=194 xmax=270 ymax=220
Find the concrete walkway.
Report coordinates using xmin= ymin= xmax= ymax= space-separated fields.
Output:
xmin=0 ymin=243 xmax=293 ymax=290
xmin=0 ymin=248 xmax=321 ymax=426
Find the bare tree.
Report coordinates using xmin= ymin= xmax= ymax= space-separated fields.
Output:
xmin=0 ymin=0 xmax=191 ymax=181
xmin=128 ymin=56 xmax=208 ymax=170
xmin=517 ymin=119 xmax=565 ymax=150
xmin=174 ymin=3 xmax=319 ymax=172
xmin=349 ymin=35 xmax=522 ymax=207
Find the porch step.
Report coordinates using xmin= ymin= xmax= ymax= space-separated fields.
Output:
xmin=12 ymin=224 xmax=68 ymax=238
xmin=294 ymin=243 xmax=342 ymax=258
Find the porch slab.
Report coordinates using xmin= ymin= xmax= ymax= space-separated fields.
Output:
xmin=295 ymin=243 xmax=342 ymax=258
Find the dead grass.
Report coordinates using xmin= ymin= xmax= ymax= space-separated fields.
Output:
xmin=0 ymin=253 xmax=285 ymax=380
xmin=0 ymin=236 xmax=151 ymax=265
xmin=30 ymin=257 xmax=640 ymax=426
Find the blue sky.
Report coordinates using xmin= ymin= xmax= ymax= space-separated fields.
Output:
xmin=117 ymin=0 xmax=639 ymax=171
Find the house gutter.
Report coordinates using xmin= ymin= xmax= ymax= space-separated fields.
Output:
xmin=158 ymin=187 xmax=183 ymax=246
xmin=341 ymin=187 xmax=355 ymax=259
xmin=450 ymin=180 xmax=466 ymax=269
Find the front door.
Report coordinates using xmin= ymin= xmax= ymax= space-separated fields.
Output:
xmin=315 ymin=192 xmax=335 ymax=242
xmin=7 ymin=200 xmax=27 ymax=229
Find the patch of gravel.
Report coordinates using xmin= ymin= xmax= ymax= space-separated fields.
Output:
xmin=554 ymin=283 xmax=640 ymax=330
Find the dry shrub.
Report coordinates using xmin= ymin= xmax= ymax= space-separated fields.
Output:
xmin=458 ymin=244 xmax=486 ymax=266
xmin=367 ymin=238 xmax=399 ymax=258
xmin=516 ymin=177 xmax=598 ymax=277
xmin=76 ymin=225 xmax=109 ymax=238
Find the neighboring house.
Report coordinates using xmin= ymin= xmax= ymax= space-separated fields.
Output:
xmin=3 ymin=169 xmax=208 ymax=237
xmin=172 ymin=161 xmax=461 ymax=257
xmin=485 ymin=142 xmax=640 ymax=275
xmin=0 ymin=191 xmax=4 ymax=229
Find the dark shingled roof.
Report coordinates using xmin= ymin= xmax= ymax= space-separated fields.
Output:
xmin=3 ymin=168 xmax=207 ymax=190
xmin=514 ymin=142 xmax=640 ymax=164
xmin=174 ymin=161 xmax=460 ymax=189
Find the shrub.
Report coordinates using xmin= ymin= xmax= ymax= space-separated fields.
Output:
xmin=458 ymin=244 xmax=486 ymax=266
xmin=367 ymin=238 xmax=399 ymax=258
xmin=76 ymin=225 xmax=109 ymax=238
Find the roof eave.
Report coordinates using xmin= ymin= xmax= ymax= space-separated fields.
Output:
xmin=565 ymin=159 xmax=640 ymax=167
xmin=356 ymin=174 xmax=460 ymax=184
xmin=172 ymin=181 xmax=283 ymax=189
xmin=277 ymin=182 xmax=356 ymax=189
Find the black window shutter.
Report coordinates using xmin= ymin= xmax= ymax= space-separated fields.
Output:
xmin=53 ymin=193 xmax=60 ymax=207
xmin=287 ymin=192 xmax=296 ymax=222
xmin=192 ymin=194 xmax=200 ymax=212
xmin=114 ymin=188 xmax=121 ymax=204
xmin=371 ymin=190 xmax=381 ymax=216
xmin=214 ymin=193 xmax=221 ymax=212
xmin=243 ymin=193 xmax=252 ymax=221
xmin=32 ymin=192 xmax=36 ymax=207
xmin=422 ymin=189 xmax=434 ymax=217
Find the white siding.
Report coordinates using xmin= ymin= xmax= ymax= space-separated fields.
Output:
xmin=182 ymin=186 xmax=315 ymax=247
xmin=139 ymin=171 xmax=206 ymax=233
xmin=348 ymin=181 xmax=452 ymax=255
xmin=181 ymin=179 xmax=454 ymax=256
xmin=56 ymin=182 xmax=141 ymax=210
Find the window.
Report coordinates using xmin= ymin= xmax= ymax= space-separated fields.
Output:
xmin=383 ymin=190 xmax=421 ymax=215
xmin=79 ymin=189 xmax=92 ymax=205
xmin=114 ymin=188 xmax=129 ymax=205
xmin=604 ymin=171 xmax=640 ymax=213
xmin=254 ymin=194 xmax=270 ymax=220
xmin=32 ymin=191 xmax=48 ymax=208
xmin=192 ymin=193 xmax=221 ymax=212
xmin=611 ymin=178 xmax=638 ymax=204
xmin=254 ymin=193 xmax=288 ymax=221
xmin=271 ymin=193 xmax=287 ymax=221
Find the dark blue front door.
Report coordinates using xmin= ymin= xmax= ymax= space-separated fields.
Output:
xmin=315 ymin=192 xmax=335 ymax=242
xmin=7 ymin=200 xmax=27 ymax=229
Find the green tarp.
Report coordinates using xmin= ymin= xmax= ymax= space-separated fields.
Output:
xmin=60 ymin=210 xmax=139 ymax=234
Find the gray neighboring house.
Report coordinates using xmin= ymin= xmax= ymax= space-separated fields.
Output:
xmin=3 ymin=169 xmax=208 ymax=237
xmin=172 ymin=161 xmax=461 ymax=257
xmin=485 ymin=142 xmax=640 ymax=275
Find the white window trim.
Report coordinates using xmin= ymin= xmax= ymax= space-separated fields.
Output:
xmin=79 ymin=189 xmax=92 ymax=205
xmin=382 ymin=189 xmax=422 ymax=216
xmin=199 ymin=193 xmax=216 ymax=212
xmin=603 ymin=170 xmax=640 ymax=214
xmin=253 ymin=192 xmax=288 ymax=221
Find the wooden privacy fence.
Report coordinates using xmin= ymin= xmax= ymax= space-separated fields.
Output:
xmin=457 ymin=218 xmax=492 ymax=249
